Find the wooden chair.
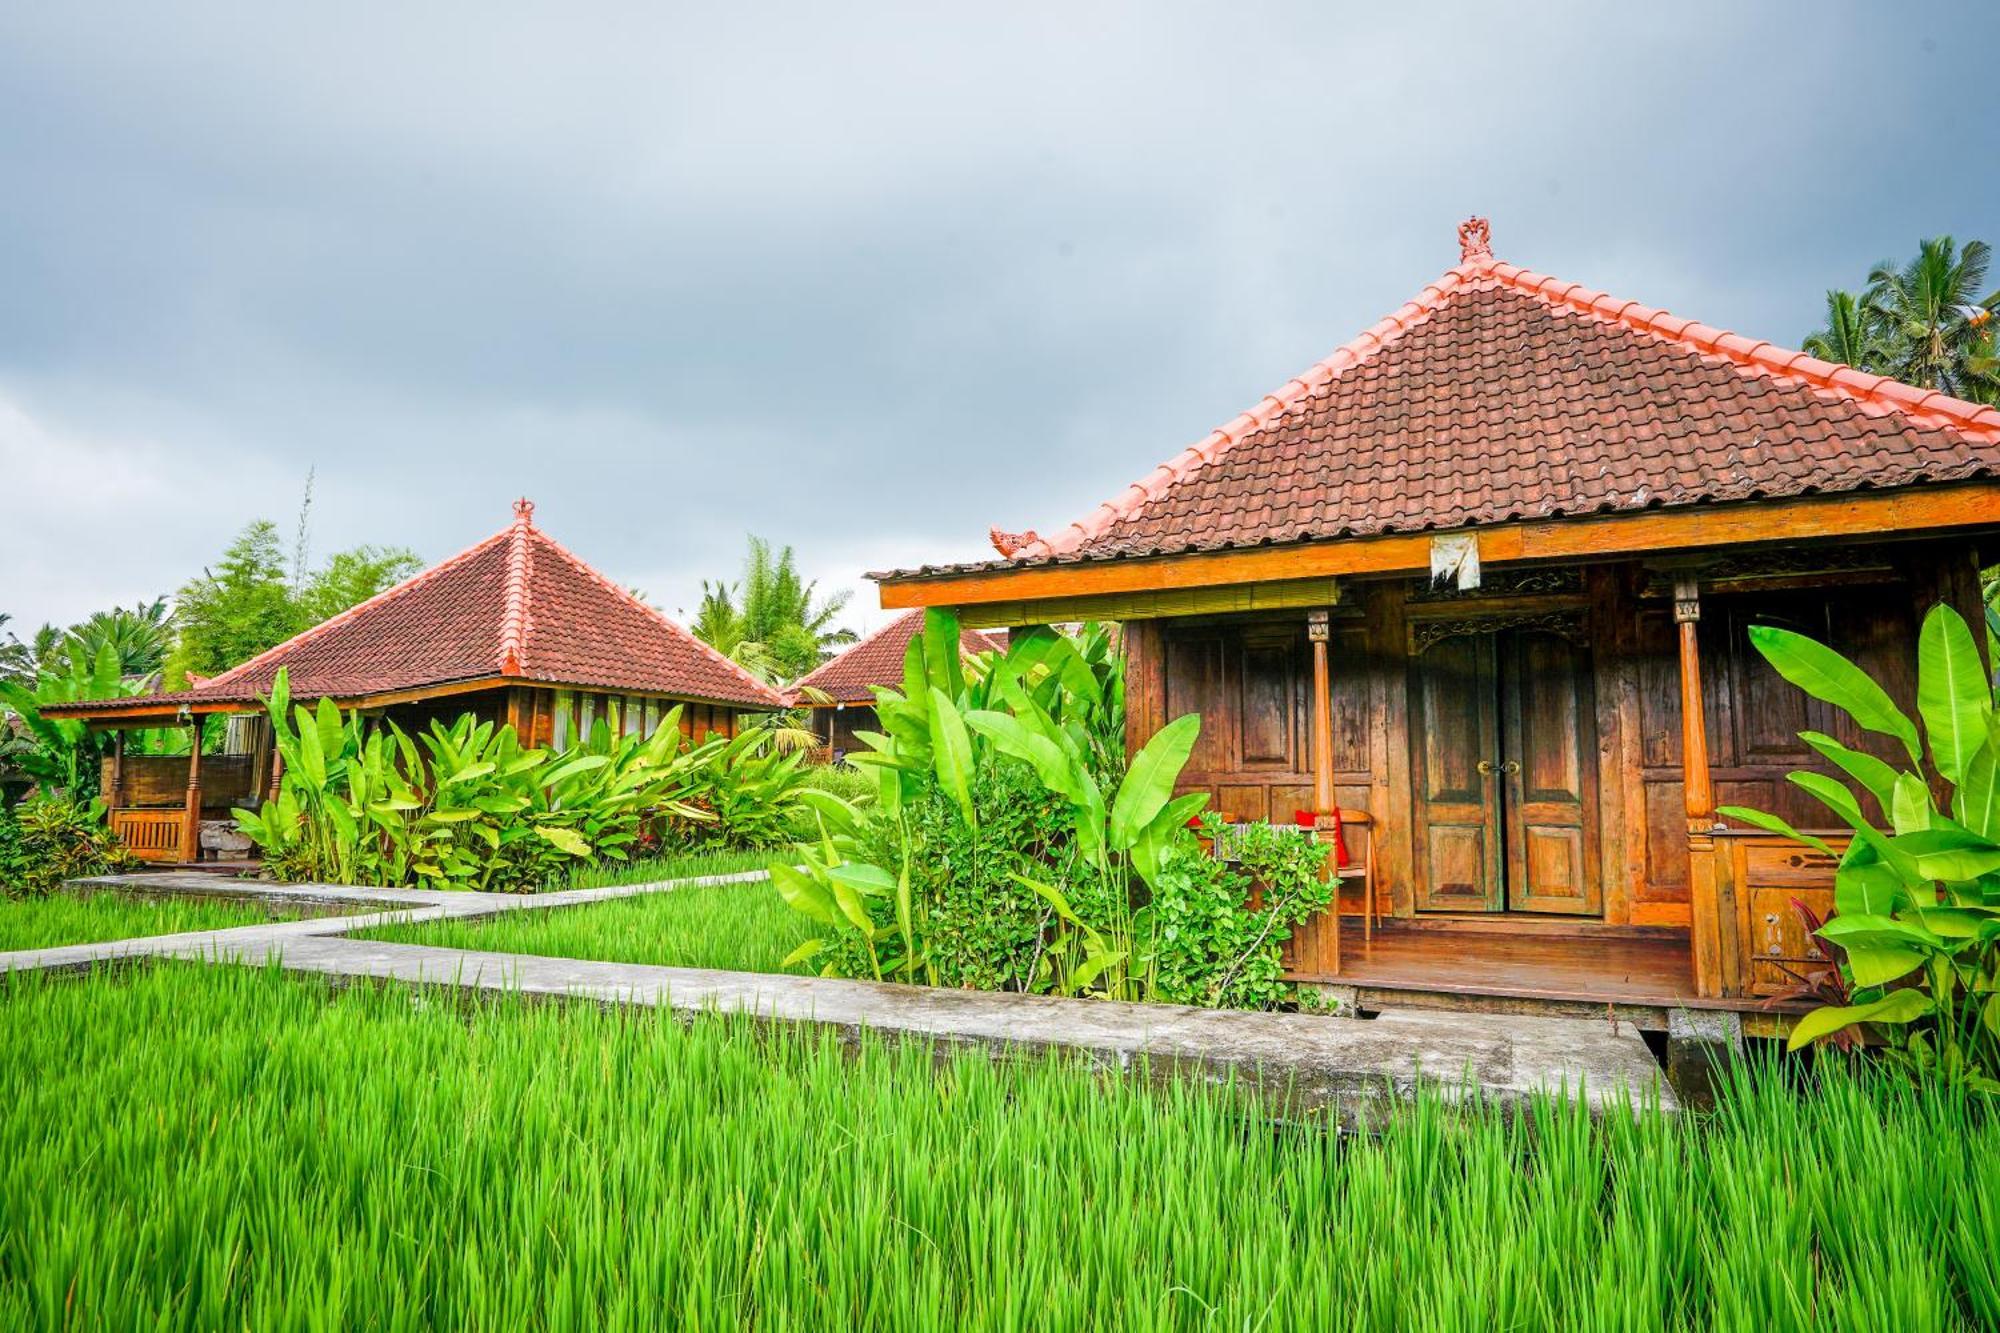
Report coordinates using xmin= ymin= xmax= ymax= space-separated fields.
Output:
xmin=1329 ymin=808 xmax=1378 ymax=942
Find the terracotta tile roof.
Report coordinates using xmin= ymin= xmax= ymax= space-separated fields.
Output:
xmin=54 ymin=500 xmax=782 ymax=714
xmin=876 ymin=218 xmax=2000 ymax=579
xmin=788 ymin=610 xmax=1001 ymax=705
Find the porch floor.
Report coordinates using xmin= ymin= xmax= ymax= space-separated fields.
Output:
xmin=1292 ymin=921 xmax=1794 ymax=1031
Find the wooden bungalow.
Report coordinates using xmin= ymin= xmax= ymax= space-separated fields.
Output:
xmin=44 ymin=499 xmax=783 ymax=866
xmin=873 ymin=218 xmax=2000 ymax=1029
xmin=788 ymin=611 xmax=1002 ymax=761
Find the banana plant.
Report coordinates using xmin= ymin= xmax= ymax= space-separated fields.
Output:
xmin=0 ymin=640 xmax=136 ymax=797
xmin=776 ymin=609 xmax=1207 ymax=1000
xmin=235 ymin=669 xmax=720 ymax=891
xmin=1718 ymin=604 xmax=2000 ymax=1087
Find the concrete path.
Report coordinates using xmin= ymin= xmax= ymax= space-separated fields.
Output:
xmin=9 ymin=870 xmax=1678 ymax=1119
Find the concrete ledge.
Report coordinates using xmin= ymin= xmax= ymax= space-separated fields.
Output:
xmin=23 ymin=868 xmax=1677 ymax=1120
xmin=204 ymin=936 xmax=1676 ymax=1121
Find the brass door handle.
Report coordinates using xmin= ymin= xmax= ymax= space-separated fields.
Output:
xmin=1501 ymin=760 xmax=1521 ymax=776
xmin=1476 ymin=760 xmax=1497 ymax=776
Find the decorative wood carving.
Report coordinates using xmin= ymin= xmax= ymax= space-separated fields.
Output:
xmin=1409 ymin=567 xmax=1583 ymax=602
xmin=1409 ymin=609 xmax=1586 ymax=655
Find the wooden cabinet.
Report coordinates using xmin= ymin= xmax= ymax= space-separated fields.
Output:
xmin=1717 ymin=830 xmax=1847 ymax=997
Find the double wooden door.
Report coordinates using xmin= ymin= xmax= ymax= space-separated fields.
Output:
xmin=1410 ymin=628 xmax=1602 ymax=915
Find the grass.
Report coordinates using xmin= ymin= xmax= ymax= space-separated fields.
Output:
xmin=1 ymin=963 xmax=1996 ymax=1330
xmin=553 ymin=846 xmax=782 ymax=890
xmin=0 ymin=892 xmax=291 ymax=952
xmin=358 ymin=873 xmax=815 ymax=974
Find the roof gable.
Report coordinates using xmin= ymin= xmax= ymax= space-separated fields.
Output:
xmin=1005 ymin=218 xmax=2000 ymax=566
xmin=176 ymin=500 xmax=783 ymax=710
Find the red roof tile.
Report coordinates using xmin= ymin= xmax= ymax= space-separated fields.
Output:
xmin=788 ymin=610 xmax=1001 ymax=705
xmin=878 ymin=218 xmax=2000 ymax=578
xmin=57 ymin=500 xmax=782 ymax=713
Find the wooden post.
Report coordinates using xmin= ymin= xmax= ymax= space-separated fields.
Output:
xmin=181 ymin=717 xmax=204 ymax=866
xmin=1674 ymin=577 xmax=1728 ymax=997
xmin=108 ymin=731 xmax=127 ymax=811
xmin=1308 ymin=609 xmax=1339 ymax=975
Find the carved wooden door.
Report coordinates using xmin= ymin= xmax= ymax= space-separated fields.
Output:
xmin=1410 ymin=627 xmax=1602 ymax=915
xmin=1498 ymin=629 xmax=1602 ymax=915
xmin=1411 ymin=633 xmax=1504 ymax=911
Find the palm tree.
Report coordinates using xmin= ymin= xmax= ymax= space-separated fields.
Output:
xmin=1803 ymin=290 xmax=1888 ymax=370
xmin=692 ymin=537 xmax=856 ymax=682
xmin=59 ymin=599 xmax=173 ymax=681
xmin=1864 ymin=236 xmax=2000 ymax=400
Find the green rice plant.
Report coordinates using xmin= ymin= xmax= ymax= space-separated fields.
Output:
xmin=554 ymin=846 xmax=779 ymax=890
xmin=0 ymin=965 xmax=1995 ymax=1330
xmin=0 ymin=893 xmax=289 ymax=952
xmin=358 ymin=875 xmax=815 ymax=974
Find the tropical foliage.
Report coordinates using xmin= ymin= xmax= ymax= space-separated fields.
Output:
xmin=772 ymin=611 xmax=1330 ymax=1007
xmin=171 ymin=520 xmax=420 ymax=679
xmin=651 ymin=727 xmax=814 ymax=852
xmin=234 ymin=670 xmax=804 ymax=891
xmin=1718 ymin=604 xmax=2000 ymax=1089
xmin=691 ymin=535 xmax=856 ymax=682
xmin=1804 ymin=234 xmax=2000 ymax=404
xmin=0 ymin=642 xmax=145 ymax=801
xmin=0 ymin=797 xmax=137 ymax=895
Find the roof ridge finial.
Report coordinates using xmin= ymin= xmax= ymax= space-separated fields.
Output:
xmin=1458 ymin=216 xmax=1492 ymax=263
xmin=512 ymin=496 xmax=535 ymax=527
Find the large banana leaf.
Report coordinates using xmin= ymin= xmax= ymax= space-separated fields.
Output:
xmin=1107 ymin=714 xmax=1200 ymax=851
xmin=1917 ymin=606 xmax=1991 ymax=784
xmin=927 ymin=686 xmax=977 ymax=829
xmin=1749 ymin=623 xmax=1922 ymax=767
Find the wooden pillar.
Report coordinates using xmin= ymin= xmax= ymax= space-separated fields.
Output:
xmin=1308 ymin=609 xmax=1339 ymax=975
xmin=181 ymin=718 xmax=204 ymax=866
xmin=246 ymin=716 xmax=272 ymax=808
xmin=108 ymin=731 xmax=127 ymax=811
xmin=1674 ymin=577 xmax=1729 ymax=998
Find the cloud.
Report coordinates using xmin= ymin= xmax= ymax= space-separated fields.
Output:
xmin=0 ymin=3 xmax=1995 ymax=636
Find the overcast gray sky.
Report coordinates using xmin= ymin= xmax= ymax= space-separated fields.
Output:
xmin=3 ymin=3 xmax=1995 ymax=640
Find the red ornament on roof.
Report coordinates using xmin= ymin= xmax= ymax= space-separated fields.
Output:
xmin=1457 ymin=216 xmax=1492 ymax=262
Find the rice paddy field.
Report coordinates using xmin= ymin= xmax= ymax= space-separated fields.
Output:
xmin=2 ymin=961 xmax=1995 ymax=1330
xmin=0 ymin=892 xmax=292 ymax=953
xmin=554 ymin=847 xmax=779 ymax=891
xmin=356 ymin=871 xmax=812 ymax=974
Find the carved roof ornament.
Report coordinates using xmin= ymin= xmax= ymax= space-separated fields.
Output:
xmin=512 ymin=496 xmax=536 ymax=527
xmin=989 ymin=526 xmax=1040 ymax=558
xmin=1457 ymin=216 xmax=1492 ymax=263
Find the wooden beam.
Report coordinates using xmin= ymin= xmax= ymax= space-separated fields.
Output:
xmin=878 ymin=481 xmax=2000 ymax=610
xmin=952 ymin=578 xmax=1339 ymax=629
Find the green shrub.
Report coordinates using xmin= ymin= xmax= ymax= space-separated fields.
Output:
xmin=236 ymin=669 xmax=725 ymax=892
xmin=1719 ymin=603 xmax=2000 ymax=1089
xmin=656 ymin=729 xmax=810 ymax=851
xmin=1147 ymin=818 xmax=1333 ymax=1009
xmin=2 ymin=797 xmax=137 ymax=896
xmin=775 ymin=611 xmax=1329 ymax=1009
